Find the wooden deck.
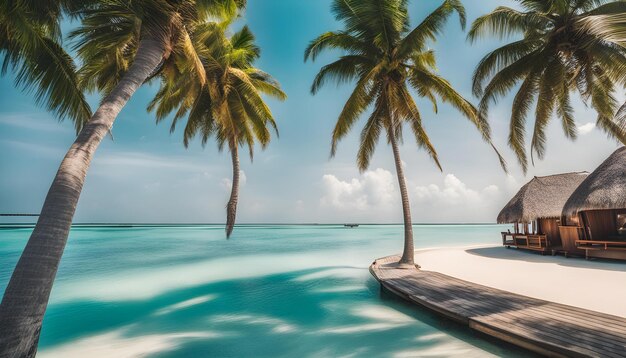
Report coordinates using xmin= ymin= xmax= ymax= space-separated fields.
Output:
xmin=370 ymin=255 xmax=626 ymax=358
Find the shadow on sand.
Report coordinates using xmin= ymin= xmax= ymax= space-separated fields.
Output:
xmin=467 ymin=246 xmax=626 ymax=272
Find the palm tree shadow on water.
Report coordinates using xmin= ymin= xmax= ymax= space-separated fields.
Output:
xmin=37 ymin=266 xmax=534 ymax=357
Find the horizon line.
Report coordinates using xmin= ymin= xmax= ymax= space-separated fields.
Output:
xmin=0 ymin=222 xmax=501 ymax=227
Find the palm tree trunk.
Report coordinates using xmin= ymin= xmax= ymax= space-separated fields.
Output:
xmin=225 ymin=145 xmax=240 ymax=238
xmin=0 ymin=36 xmax=166 ymax=357
xmin=389 ymin=131 xmax=415 ymax=267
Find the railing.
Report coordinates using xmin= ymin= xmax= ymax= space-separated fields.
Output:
xmin=576 ymin=240 xmax=626 ymax=250
xmin=502 ymin=232 xmax=548 ymax=250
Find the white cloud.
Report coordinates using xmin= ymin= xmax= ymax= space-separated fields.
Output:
xmin=320 ymin=168 xmax=396 ymax=211
xmin=413 ymin=174 xmax=499 ymax=206
xmin=411 ymin=174 xmax=505 ymax=222
xmin=504 ymin=174 xmax=519 ymax=191
xmin=577 ymin=122 xmax=596 ymax=135
xmin=317 ymin=171 xmax=512 ymax=222
xmin=0 ymin=139 xmax=64 ymax=158
xmin=0 ymin=113 xmax=70 ymax=133
xmin=96 ymin=151 xmax=206 ymax=171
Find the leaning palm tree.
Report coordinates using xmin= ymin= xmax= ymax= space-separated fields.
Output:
xmin=149 ymin=23 xmax=285 ymax=238
xmin=306 ymin=0 xmax=505 ymax=268
xmin=0 ymin=0 xmax=245 ymax=356
xmin=469 ymin=0 xmax=626 ymax=172
xmin=0 ymin=0 xmax=91 ymax=130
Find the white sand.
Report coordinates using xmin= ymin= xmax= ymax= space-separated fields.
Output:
xmin=414 ymin=245 xmax=626 ymax=317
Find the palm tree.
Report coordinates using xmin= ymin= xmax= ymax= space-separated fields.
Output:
xmin=305 ymin=0 xmax=504 ymax=268
xmin=0 ymin=0 xmax=245 ymax=355
xmin=469 ymin=0 xmax=626 ymax=172
xmin=0 ymin=0 xmax=91 ymax=130
xmin=148 ymin=21 xmax=286 ymax=238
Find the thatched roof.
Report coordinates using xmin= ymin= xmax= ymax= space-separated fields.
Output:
xmin=497 ymin=172 xmax=589 ymax=223
xmin=563 ymin=146 xmax=626 ymax=217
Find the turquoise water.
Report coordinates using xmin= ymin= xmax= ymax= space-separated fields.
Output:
xmin=0 ymin=224 xmax=531 ymax=357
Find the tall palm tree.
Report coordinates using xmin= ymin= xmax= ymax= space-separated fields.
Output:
xmin=306 ymin=0 xmax=505 ymax=268
xmin=469 ymin=0 xmax=626 ymax=172
xmin=0 ymin=0 xmax=245 ymax=356
xmin=149 ymin=22 xmax=286 ymax=238
xmin=0 ymin=0 xmax=91 ymax=130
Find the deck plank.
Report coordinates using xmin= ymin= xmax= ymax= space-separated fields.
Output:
xmin=370 ymin=255 xmax=626 ymax=358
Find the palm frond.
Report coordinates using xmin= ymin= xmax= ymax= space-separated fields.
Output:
xmin=478 ymin=49 xmax=543 ymax=115
xmin=530 ymin=57 xmax=561 ymax=163
xmin=304 ymin=31 xmax=369 ymax=62
xmin=330 ymin=63 xmax=383 ymax=156
xmin=471 ymin=38 xmax=542 ymax=97
xmin=508 ymin=70 xmax=540 ymax=173
xmin=310 ymin=55 xmax=371 ymax=94
xmin=397 ymin=0 xmax=465 ymax=59
xmin=468 ymin=7 xmax=550 ymax=42
xmin=1 ymin=5 xmax=91 ymax=130
xmin=394 ymin=84 xmax=441 ymax=171
xmin=356 ymin=89 xmax=385 ymax=171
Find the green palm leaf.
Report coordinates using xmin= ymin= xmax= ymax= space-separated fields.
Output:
xmin=472 ymin=0 xmax=626 ymax=172
xmin=1 ymin=2 xmax=91 ymax=130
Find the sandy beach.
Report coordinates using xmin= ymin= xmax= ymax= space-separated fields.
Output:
xmin=414 ymin=245 xmax=626 ymax=317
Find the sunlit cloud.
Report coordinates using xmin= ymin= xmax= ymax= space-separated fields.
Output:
xmin=413 ymin=174 xmax=499 ymax=206
xmin=577 ymin=122 xmax=596 ymax=135
xmin=0 ymin=139 xmax=64 ymax=158
xmin=320 ymin=168 xmax=396 ymax=211
xmin=0 ymin=113 xmax=70 ymax=133
xmin=410 ymin=174 xmax=509 ymax=222
xmin=95 ymin=151 xmax=207 ymax=171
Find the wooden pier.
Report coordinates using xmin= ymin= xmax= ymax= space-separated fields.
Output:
xmin=370 ymin=255 xmax=626 ymax=357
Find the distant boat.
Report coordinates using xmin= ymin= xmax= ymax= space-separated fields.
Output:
xmin=344 ymin=224 xmax=359 ymax=228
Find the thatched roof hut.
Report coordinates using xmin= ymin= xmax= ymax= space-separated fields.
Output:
xmin=497 ymin=172 xmax=589 ymax=224
xmin=563 ymin=147 xmax=626 ymax=217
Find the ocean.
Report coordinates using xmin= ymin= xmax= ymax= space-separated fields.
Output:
xmin=0 ymin=224 xmax=531 ymax=357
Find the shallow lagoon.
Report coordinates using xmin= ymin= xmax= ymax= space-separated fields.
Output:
xmin=0 ymin=224 xmax=532 ymax=357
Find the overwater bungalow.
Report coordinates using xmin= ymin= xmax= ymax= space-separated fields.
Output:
xmin=497 ymin=172 xmax=589 ymax=254
xmin=561 ymin=147 xmax=626 ymax=260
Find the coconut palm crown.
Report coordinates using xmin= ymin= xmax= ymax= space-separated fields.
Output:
xmin=470 ymin=0 xmax=626 ymax=172
xmin=305 ymin=0 xmax=505 ymax=266
xmin=148 ymin=20 xmax=286 ymax=237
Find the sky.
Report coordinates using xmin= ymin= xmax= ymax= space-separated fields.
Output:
xmin=0 ymin=0 xmax=623 ymax=224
